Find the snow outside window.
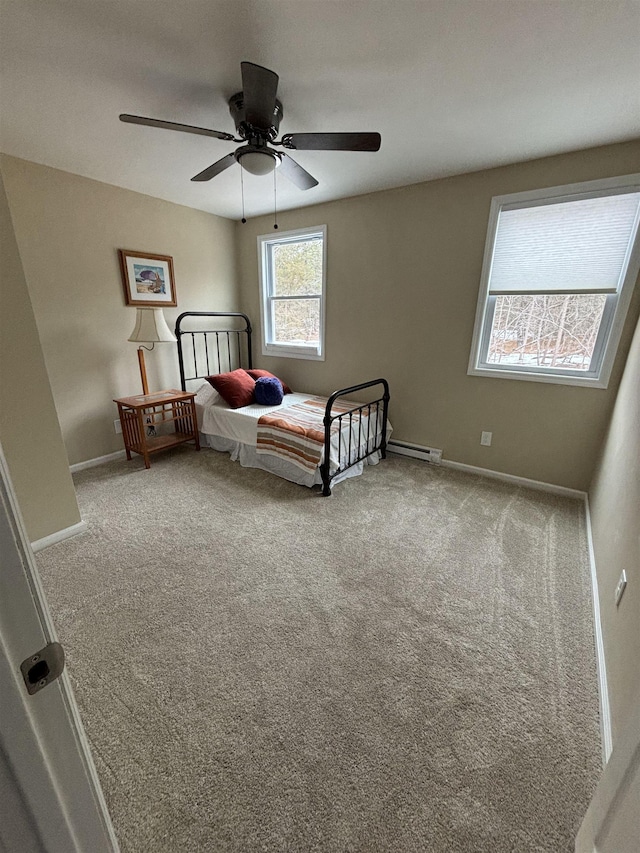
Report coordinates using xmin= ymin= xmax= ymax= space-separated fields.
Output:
xmin=258 ymin=225 xmax=327 ymax=361
xmin=468 ymin=176 xmax=640 ymax=388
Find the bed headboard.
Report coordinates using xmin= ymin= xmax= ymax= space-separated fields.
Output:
xmin=175 ymin=311 xmax=253 ymax=391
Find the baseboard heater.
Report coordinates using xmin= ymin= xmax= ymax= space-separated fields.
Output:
xmin=387 ymin=440 xmax=442 ymax=465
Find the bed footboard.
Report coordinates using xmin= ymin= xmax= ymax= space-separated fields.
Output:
xmin=320 ymin=378 xmax=390 ymax=496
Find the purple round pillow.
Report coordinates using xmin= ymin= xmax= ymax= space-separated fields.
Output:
xmin=254 ymin=376 xmax=284 ymax=406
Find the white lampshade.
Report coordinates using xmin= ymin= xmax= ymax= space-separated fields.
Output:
xmin=128 ymin=308 xmax=176 ymax=343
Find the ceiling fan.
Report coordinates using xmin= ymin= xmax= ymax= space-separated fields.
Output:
xmin=120 ymin=61 xmax=381 ymax=191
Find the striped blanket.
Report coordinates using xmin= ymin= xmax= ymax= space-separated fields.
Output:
xmin=256 ymin=397 xmax=362 ymax=474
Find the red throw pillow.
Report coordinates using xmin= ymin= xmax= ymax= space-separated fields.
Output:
xmin=244 ymin=369 xmax=292 ymax=395
xmin=206 ymin=369 xmax=255 ymax=409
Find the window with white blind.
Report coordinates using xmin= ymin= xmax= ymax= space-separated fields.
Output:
xmin=468 ymin=176 xmax=640 ymax=387
xmin=258 ymin=225 xmax=326 ymax=360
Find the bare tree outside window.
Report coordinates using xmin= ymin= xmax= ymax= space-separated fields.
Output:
xmin=273 ymin=298 xmax=320 ymax=345
xmin=271 ymin=240 xmax=322 ymax=344
xmin=273 ymin=241 xmax=322 ymax=296
xmin=487 ymin=294 xmax=607 ymax=371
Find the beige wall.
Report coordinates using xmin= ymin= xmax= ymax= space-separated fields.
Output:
xmin=0 ymin=172 xmax=81 ymax=541
xmin=1 ymin=156 xmax=239 ymax=465
xmin=2 ymin=141 xmax=638 ymax=536
xmin=589 ymin=313 xmax=640 ymax=747
xmin=236 ymin=140 xmax=640 ymax=491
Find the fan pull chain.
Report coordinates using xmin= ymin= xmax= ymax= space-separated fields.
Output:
xmin=240 ymin=166 xmax=246 ymax=224
xmin=273 ymin=167 xmax=278 ymax=229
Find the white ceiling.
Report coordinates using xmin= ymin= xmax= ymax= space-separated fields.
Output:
xmin=1 ymin=1 xmax=639 ymax=220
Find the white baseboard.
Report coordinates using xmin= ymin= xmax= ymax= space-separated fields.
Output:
xmin=583 ymin=494 xmax=613 ymax=767
xmin=440 ymin=458 xmax=587 ymax=500
xmin=31 ymin=520 xmax=88 ymax=553
xmin=70 ymin=450 xmax=126 ymax=474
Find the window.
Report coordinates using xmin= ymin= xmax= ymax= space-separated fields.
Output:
xmin=468 ymin=176 xmax=640 ymax=388
xmin=258 ymin=225 xmax=327 ymax=360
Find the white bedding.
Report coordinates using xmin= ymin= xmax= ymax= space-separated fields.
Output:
xmin=193 ymin=382 xmax=392 ymax=489
xmin=196 ymin=383 xmax=314 ymax=446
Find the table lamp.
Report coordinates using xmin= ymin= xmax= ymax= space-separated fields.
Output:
xmin=128 ymin=308 xmax=176 ymax=395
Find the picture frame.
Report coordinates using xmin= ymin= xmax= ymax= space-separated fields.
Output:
xmin=118 ymin=249 xmax=177 ymax=307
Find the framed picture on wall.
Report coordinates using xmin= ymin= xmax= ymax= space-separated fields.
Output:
xmin=118 ymin=249 xmax=177 ymax=307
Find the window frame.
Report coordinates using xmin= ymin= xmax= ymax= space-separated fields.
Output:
xmin=257 ymin=224 xmax=327 ymax=361
xmin=468 ymin=175 xmax=640 ymax=389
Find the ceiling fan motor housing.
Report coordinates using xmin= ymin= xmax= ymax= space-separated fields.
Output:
xmin=229 ymin=92 xmax=283 ymax=141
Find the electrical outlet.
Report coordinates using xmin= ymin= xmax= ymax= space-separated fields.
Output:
xmin=481 ymin=431 xmax=492 ymax=446
xmin=114 ymin=419 xmax=122 ymax=434
xmin=614 ymin=570 xmax=627 ymax=607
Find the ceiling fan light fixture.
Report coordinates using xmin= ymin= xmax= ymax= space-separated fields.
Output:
xmin=237 ymin=148 xmax=280 ymax=176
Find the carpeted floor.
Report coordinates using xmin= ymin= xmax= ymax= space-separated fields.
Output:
xmin=36 ymin=447 xmax=601 ymax=852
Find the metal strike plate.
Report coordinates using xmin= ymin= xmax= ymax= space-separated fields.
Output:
xmin=20 ymin=642 xmax=65 ymax=695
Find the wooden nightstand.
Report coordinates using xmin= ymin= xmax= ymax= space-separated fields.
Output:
xmin=114 ymin=389 xmax=200 ymax=469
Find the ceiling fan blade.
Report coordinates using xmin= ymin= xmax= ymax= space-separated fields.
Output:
xmin=191 ymin=153 xmax=237 ymax=182
xmin=278 ymin=153 xmax=319 ymax=190
xmin=241 ymin=62 xmax=279 ymax=128
xmin=280 ymin=132 xmax=381 ymax=152
xmin=120 ymin=114 xmax=235 ymax=142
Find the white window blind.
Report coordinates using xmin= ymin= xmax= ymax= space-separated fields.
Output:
xmin=489 ymin=191 xmax=640 ymax=295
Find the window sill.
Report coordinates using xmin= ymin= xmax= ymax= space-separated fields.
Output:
xmin=262 ymin=344 xmax=325 ymax=362
xmin=468 ymin=365 xmax=609 ymax=389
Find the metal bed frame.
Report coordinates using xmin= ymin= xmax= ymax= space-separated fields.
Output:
xmin=175 ymin=311 xmax=390 ymax=495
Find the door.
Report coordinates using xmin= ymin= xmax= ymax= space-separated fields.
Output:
xmin=575 ymin=690 xmax=640 ymax=852
xmin=0 ymin=442 xmax=119 ymax=852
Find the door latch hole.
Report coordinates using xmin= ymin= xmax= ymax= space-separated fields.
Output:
xmin=28 ymin=660 xmax=50 ymax=684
